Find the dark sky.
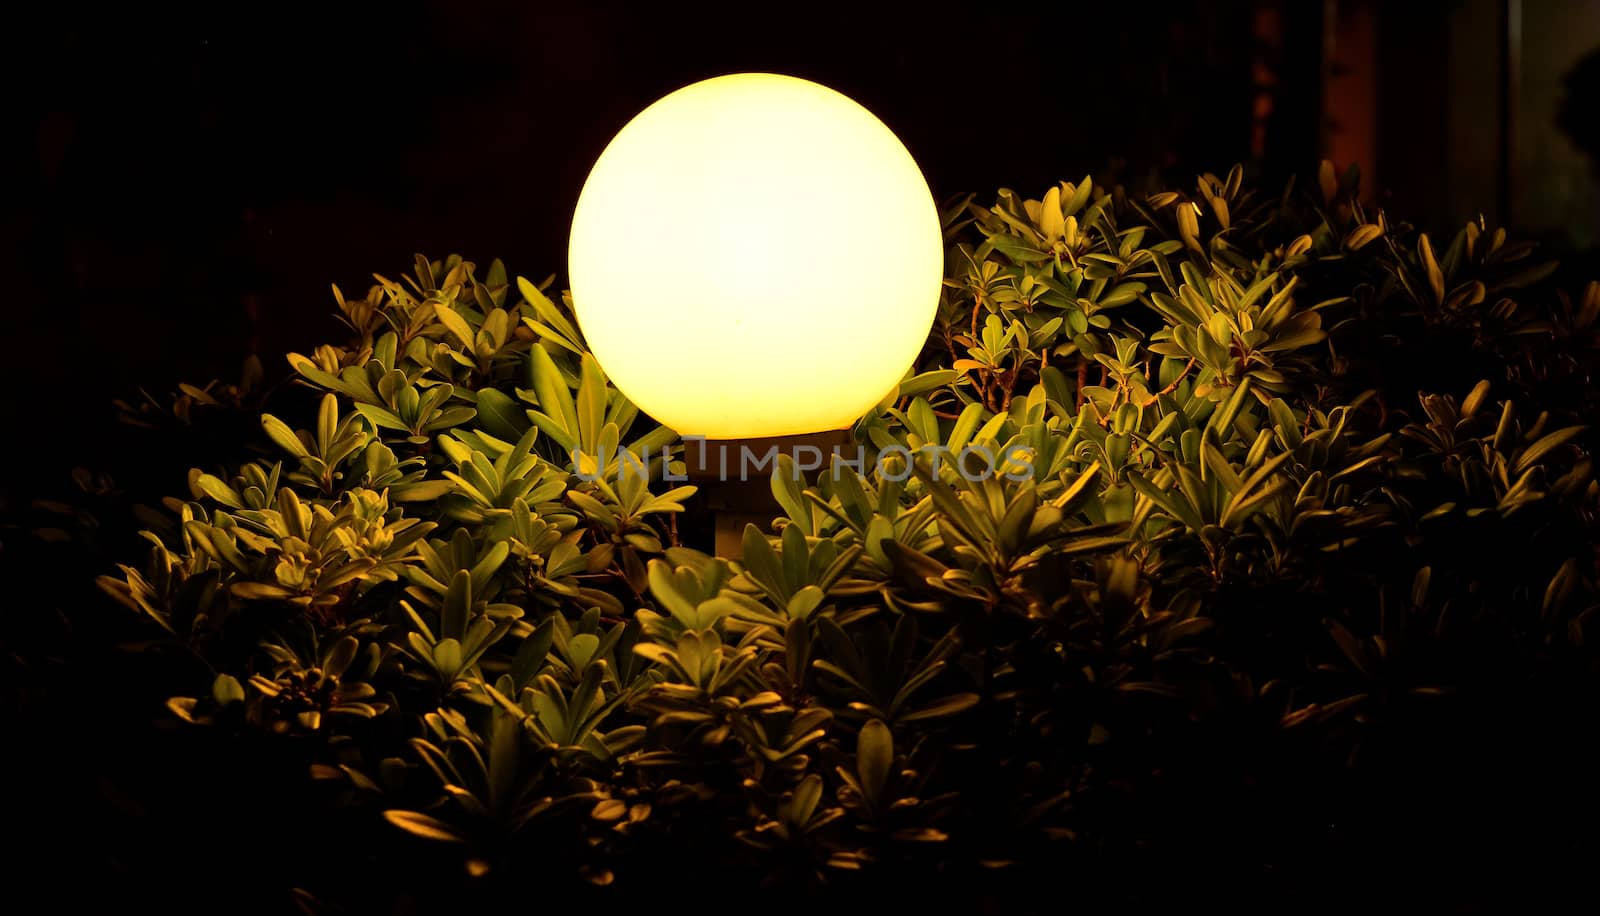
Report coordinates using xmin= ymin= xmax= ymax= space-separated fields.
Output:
xmin=2 ymin=1 xmax=1279 ymax=488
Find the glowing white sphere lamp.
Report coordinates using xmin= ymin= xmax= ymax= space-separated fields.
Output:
xmin=568 ymin=73 xmax=943 ymax=556
xmin=568 ymin=72 xmax=943 ymax=441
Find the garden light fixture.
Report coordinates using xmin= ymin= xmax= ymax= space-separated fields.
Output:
xmin=568 ymin=72 xmax=944 ymax=555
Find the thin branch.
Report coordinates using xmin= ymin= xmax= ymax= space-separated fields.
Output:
xmin=1139 ymin=358 xmax=1197 ymax=407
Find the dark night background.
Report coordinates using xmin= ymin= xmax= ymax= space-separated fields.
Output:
xmin=3 ymin=0 xmax=1600 ymax=910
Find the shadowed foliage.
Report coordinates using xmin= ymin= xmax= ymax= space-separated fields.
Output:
xmin=10 ymin=162 xmax=1600 ymax=912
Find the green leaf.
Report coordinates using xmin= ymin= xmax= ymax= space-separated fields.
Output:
xmin=517 ymin=276 xmax=584 ymax=348
xmin=354 ymin=403 xmax=409 ymax=432
xmin=193 ymin=473 xmax=244 ymax=509
xmin=898 ymin=369 xmax=959 ymax=398
xmin=1461 ymin=380 xmax=1493 ymax=419
xmin=790 ymin=773 xmax=824 ymax=823
xmin=393 ymin=479 xmax=456 ymax=502
xmin=262 ymin=415 xmax=310 ymax=458
xmin=1128 ymin=470 xmax=1205 ymax=533
xmin=433 ymin=303 xmax=476 ymax=350
xmin=231 ymin=581 xmax=296 ymax=600
xmin=787 ymin=586 xmax=825 ymax=620
xmin=646 ymin=559 xmax=700 ymax=624
xmin=1267 ymin=398 xmax=1301 ymax=449
xmin=316 ymin=393 xmax=339 ymax=456
xmin=900 ymin=693 xmax=979 ymax=723
xmin=1515 ymin=426 xmax=1587 ymax=475
xmin=857 ymin=719 xmax=893 ymax=799
xmin=212 ymin=674 xmax=245 ymax=705
xmin=512 ymin=616 xmax=556 ymax=688
xmin=1496 ymin=260 xmax=1557 ymax=290
xmin=577 ymin=354 xmax=607 ymax=454
xmin=1208 ymin=377 xmax=1254 ymax=441
xmin=443 ymin=570 xmax=472 ymax=642
xmin=740 ymin=525 xmax=787 ymax=604
xmin=475 ymin=388 xmax=531 ymax=441
xmin=522 ymin=318 xmax=585 ymax=354
xmin=1418 ymin=234 xmax=1445 ymax=304
xmin=1055 ymin=535 xmax=1130 ymax=556
xmin=383 ymin=810 xmax=466 ymax=843
xmin=528 ymin=345 xmax=579 ymax=450
xmin=772 ymin=455 xmax=811 ymax=533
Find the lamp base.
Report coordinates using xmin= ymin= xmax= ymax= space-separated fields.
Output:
xmin=683 ymin=429 xmax=854 ymax=560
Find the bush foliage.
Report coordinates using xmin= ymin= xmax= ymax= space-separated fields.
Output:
xmin=72 ymin=163 xmax=1600 ymax=909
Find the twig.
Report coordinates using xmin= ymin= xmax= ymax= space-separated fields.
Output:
xmin=1139 ymin=358 xmax=1197 ymax=407
xmin=1001 ymin=369 xmax=1019 ymax=412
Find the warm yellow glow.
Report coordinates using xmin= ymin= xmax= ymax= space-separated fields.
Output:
xmin=568 ymin=72 xmax=944 ymax=439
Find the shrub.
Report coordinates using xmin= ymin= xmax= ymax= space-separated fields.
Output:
xmin=74 ymin=163 xmax=1600 ymax=910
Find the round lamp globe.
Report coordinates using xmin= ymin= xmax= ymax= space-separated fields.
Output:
xmin=568 ymin=72 xmax=944 ymax=440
